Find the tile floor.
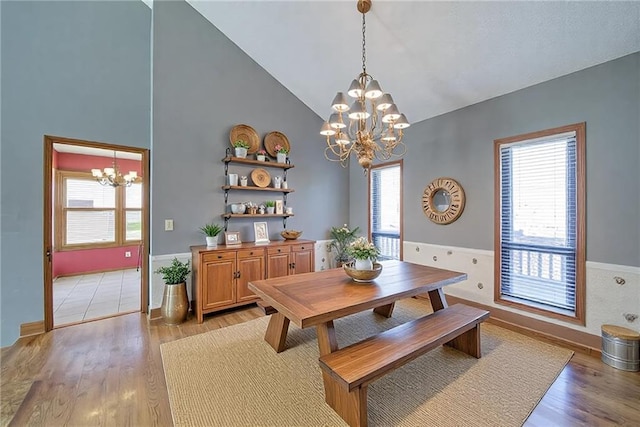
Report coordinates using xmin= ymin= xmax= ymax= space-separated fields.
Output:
xmin=53 ymin=268 xmax=141 ymax=327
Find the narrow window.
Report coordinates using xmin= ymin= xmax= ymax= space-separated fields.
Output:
xmin=369 ymin=161 xmax=402 ymax=260
xmin=494 ymin=123 xmax=585 ymax=324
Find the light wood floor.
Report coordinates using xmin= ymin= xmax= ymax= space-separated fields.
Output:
xmin=1 ymin=303 xmax=639 ymax=426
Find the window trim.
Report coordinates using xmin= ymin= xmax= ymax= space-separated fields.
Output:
xmin=493 ymin=123 xmax=586 ymax=325
xmin=55 ymin=170 xmax=142 ymax=251
xmin=368 ymin=160 xmax=403 ymax=261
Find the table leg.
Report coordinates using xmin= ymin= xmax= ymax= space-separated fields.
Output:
xmin=264 ymin=312 xmax=290 ymax=352
xmin=373 ymin=302 xmax=395 ymax=318
xmin=316 ymin=321 xmax=338 ymax=357
xmin=428 ymin=288 xmax=448 ymax=312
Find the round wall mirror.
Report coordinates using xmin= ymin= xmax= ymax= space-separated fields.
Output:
xmin=422 ymin=177 xmax=465 ymax=224
xmin=432 ymin=189 xmax=451 ymax=212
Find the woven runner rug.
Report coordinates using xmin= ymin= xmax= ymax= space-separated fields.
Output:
xmin=160 ymin=298 xmax=572 ymax=427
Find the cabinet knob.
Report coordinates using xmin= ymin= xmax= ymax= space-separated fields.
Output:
xmin=250 ymin=251 xmax=253 ymax=255
xmin=218 ymin=255 xmax=222 ymax=259
xmin=278 ymin=249 xmax=281 ymax=252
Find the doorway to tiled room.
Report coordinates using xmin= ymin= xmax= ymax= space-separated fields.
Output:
xmin=44 ymin=136 xmax=149 ymax=330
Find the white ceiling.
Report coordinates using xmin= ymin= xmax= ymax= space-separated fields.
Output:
xmin=187 ymin=0 xmax=640 ymax=124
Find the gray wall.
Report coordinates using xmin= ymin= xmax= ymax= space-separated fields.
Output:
xmin=151 ymin=0 xmax=348 ymax=254
xmin=351 ymin=52 xmax=640 ymax=267
xmin=0 ymin=0 xmax=151 ymax=346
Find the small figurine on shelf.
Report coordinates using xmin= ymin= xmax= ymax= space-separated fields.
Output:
xmin=240 ymin=176 xmax=248 ymax=187
xmin=258 ymin=204 xmax=265 ymax=215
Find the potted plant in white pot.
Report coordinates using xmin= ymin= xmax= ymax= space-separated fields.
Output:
xmin=233 ymin=139 xmax=250 ymax=158
xmin=256 ymin=149 xmax=267 ymax=162
xmin=200 ymin=223 xmax=223 ymax=248
xmin=346 ymin=237 xmax=380 ymax=271
xmin=264 ymin=200 xmax=276 ymax=214
xmin=274 ymin=144 xmax=289 ymax=163
xmin=155 ymin=258 xmax=191 ymax=325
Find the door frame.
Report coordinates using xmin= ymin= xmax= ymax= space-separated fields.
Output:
xmin=43 ymin=135 xmax=150 ymax=332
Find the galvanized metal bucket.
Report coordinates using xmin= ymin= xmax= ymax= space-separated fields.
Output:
xmin=601 ymin=324 xmax=640 ymax=372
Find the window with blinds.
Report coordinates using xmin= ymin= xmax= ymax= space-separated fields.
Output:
xmin=57 ymin=171 xmax=142 ymax=249
xmin=494 ymin=123 xmax=585 ymax=323
xmin=369 ymin=162 xmax=402 ymax=260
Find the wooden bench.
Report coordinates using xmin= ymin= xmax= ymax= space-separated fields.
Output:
xmin=318 ymin=303 xmax=490 ymax=427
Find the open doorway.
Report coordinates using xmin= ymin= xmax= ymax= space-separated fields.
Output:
xmin=43 ymin=135 xmax=150 ymax=331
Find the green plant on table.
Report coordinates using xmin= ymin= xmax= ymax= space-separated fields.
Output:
xmin=155 ymin=258 xmax=191 ymax=285
xmin=346 ymin=237 xmax=380 ymax=261
xmin=199 ymin=223 xmax=223 ymax=237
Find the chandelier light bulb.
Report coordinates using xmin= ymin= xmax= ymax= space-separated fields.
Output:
xmin=393 ymin=114 xmax=410 ymax=129
xmin=321 ymin=121 xmax=337 ymax=136
xmin=329 ymin=113 xmax=346 ymax=129
xmin=347 ymin=79 xmax=363 ymax=98
xmin=347 ymin=101 xmax=370 ymax=120
xmin=364 ymin=80 xmax=383 ymax=99
xmin=382 ymin=104 xmax=401 ymax=123
xmin=331 ymin=92 xmax=350 ymax=112
xmin=376 ymin=93 xmax=394 ymax=111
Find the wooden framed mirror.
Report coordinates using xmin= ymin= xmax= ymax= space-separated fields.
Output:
xmin=422 ymin=177 xmax=465 ymax=224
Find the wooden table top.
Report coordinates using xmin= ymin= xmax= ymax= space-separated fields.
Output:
xmin=248 ymin=260 xmax=467 ymax=328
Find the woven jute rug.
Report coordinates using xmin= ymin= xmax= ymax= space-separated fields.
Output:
xmin=160 ymin=298 xmax=572 ymax=427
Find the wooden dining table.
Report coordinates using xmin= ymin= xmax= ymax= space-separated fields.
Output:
xmin=248 ymin=260 xmax=467 ymax=357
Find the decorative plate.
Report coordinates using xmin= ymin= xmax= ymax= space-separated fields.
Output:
xmin=251 ymin=168 xmax=271 ymax=188
xmin=230 ymin=124 xmax=260 ymax=154
xmin=264 ymin=131 xmax=290 ymax=157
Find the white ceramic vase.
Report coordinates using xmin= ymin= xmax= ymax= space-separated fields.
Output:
xmin=355 ymin=258 xmax=373 ymax=271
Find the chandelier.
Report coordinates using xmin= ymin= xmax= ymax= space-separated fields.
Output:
xmin=91 ymin=151 xmax=139 ymax=187
xmin=320 ymin=0 xmax=410 ymax=173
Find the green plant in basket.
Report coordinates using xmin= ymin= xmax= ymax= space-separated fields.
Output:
xmin=199 ymin=223 xmax=223 ymax=237
xmin=233 ymin=139 xmax=250 ymax=149
xmin=155 ymin=258 xmax=191 ymax=285
xmin=346 ymin=237 xmax=380 ymax=261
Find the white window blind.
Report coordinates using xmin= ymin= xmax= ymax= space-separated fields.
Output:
xmin=370 ymin=164 xmax=401 ymax=260
xmin=499 ymin=132 xmax=577 ymax=313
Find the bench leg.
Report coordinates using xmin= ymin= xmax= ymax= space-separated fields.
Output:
xmin=264 ymin=312 xmax=290 ymax=353
xmin=373 ymin=302 xmax=395 ymax=318
xmin=445 ymin=322 xmax=482 ymax=358
xmin=322 ymin=373 xmax=368 ymax=427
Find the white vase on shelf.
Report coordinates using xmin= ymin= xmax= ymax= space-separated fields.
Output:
xmin=277 ymin=153 xmax=287 ymax=164
xmin=354 ymin=258 xmax=373 ymax=271
xmin=235 ymin=147 xmax=247 ymax=158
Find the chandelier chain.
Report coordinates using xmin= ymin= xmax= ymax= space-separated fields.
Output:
xmin=361 ymin=12 xmax=366 ymax=75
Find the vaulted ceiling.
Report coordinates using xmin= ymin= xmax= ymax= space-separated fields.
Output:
xmin=187 ymin=0 xmax=640 ymax=125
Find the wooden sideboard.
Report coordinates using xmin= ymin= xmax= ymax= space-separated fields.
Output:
xmin=191 ymin=239 xmax=315 ymax=323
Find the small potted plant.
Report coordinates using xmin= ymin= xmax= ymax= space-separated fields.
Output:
xmin=233 ymin=139 xmax=250 ymax=158
xmin=200 ymin=223 xmax=223 ymax=248
xmin=346 ymin=237 xmax=380 ymax=271
xmin=155 ymin=258 xmax=191 ymax=325
xmin=256 ymin=149 xmax=267 ymax=162
xmin=264 ymin=200 xmax=276 ymax=214
xmin=274 ymin=144 xmax=289 ymax=163
xmin=328 ymin=224 xmax=360 ymax=267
